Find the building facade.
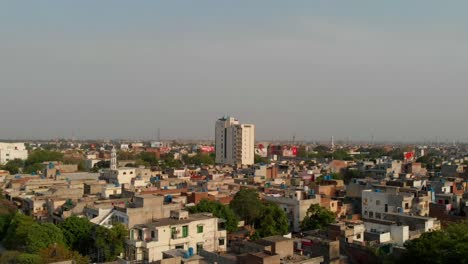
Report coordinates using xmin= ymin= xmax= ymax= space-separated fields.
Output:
xmin=215 ymin=117 xmax=255 ymax=166
xmin=0 ymin=142 xmax=28 ymax=165
xmin=124 ymin=211 xmax=227 ymax=263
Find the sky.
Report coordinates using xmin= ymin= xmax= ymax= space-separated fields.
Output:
xmin=1 ymin=0 xmax=468 ymax=142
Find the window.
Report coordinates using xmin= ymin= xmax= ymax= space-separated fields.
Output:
xmin=364 ymin=210 xmax=368 ymax=216
xmin=369 ymin=211 xmax=374 ymax=218
xmin=357 ymin=234 xmax=361 ymax=239
xmin=405 ymin=203 xmax=409 ymax=209
xmin=385 ymin=204 xmax=388 ymax=212
xmin=151 ymin=231 xmax=156 ymax=238
xmin=176 ymin=244 xmax=184 ymax=249
xmin=376 ymin=200 xmax=380 ymax=206
xmin=219 ymin=238 xmax=225 ymax=246
xmin=197 ymin=225 xmax=204 ymax=233
xmin=182 ymin=225 xmax=188 ymax=237
xmin=375 ymin=213 xmax=381 ymax=219
xmin=197 ymin=243 xmax=204 ymax=253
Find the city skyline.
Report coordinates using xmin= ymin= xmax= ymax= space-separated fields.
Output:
xmin=2 ymin=1 xmax=468 ymax=141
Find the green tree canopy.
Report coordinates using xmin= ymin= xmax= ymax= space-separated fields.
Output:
xmin=138 ymin=152 xmax=159 ymax=166
xmin=25 ymin=223 xmax=65 ymax=253
xmin=188 ymin=199 xmax=239 ymax=232
xmin=254 ymin=154 xmax=268 ymax=164
xmin=58 ymin=216 xmax=94 ymax=255
xmin=25 ymin=149 xmax=64 ymax=167
xmin=23 ymin=163 xmax=45 ymax=174
xmin=16 ymin=253 xmax=42 ymax=264
xmin=399 ymin=221 xmax=468 ymax=264
xmin=4 ymin=214 xmax=64 ymax=253
xmin=301 ymin=204 xmax=336 ymax=231
xmin=94 ymin=223 xmax=127 ymax=262
xmin=4 ymin=213 xmax=35 ymax=250
xmin=254 ymin=202 xmax=289 ymax=238
xmin=2 ymin=159 xmax=24 ymax=174
xmin=230 ymin=189 xmax=263 ymax=225
xmin=39 ymin=244 xmax=89 ymax=264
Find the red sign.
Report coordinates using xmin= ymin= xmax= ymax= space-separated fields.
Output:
xmin=200 ymin=146 xmax=215 ymax=153
xmin=159 ymin=147 xmax=171 ymax=154
xmin=404 ymin=152 xmax=414 ymax=161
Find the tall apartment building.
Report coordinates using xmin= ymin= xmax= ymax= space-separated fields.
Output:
xmin=0 ymin=142 xmax=28 ymax=165
xmin=215 ymin=116 xmax=255 ymax=166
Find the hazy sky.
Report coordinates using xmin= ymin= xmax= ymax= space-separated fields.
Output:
xmin=1 ymin=1 xmax=468 ymax=142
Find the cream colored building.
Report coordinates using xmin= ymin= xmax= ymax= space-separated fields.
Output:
xmin=215 ymin=116 xmax=255 ymax=166
xmin=264 ymin=190 xmax=321 ymax=232
xmin=0 ymin=142 xmax=28 ymax=165
xmin=124 ymin=210 xmax=227 ymax=263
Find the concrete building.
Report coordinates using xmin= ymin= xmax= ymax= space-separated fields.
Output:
xmin=265 ymin=189 xmax=321 ymax=232
xmin=215 ymin=117 xmax=255 ymax=166
xmin=362 ymin=186 xmax=430 ymax=219
xmin=124 ymin=211 xmax=227 ymax=263
xmin=0 ymin=142 xmax=28 ymax=165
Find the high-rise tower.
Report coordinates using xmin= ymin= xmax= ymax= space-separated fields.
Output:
xmin=110 ymin=146 xmax=117 ymax=170
xmin=215 ymin=116 xmax=255 ymax=166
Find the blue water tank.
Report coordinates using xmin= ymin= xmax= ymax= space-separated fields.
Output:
xmin=188 ymin=247 xmax=194 ymax=256
xmin=48 ymin=162 xmax=54 ymax=169
xmin=164 ymin=186 xmax=168 ymax=190
xmin=183 ymin=252 xmax=190 ymax=259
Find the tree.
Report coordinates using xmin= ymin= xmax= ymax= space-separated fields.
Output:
xmin=94 ymin=223 xmax=127 ymax=262
xmin=254 ymin=154 xmax=268 ymax=164
xmin=92 ymin=160 xmax=110 ymax=172
xmin=39 ymin=244 xmax=89 ymax=264
xmin=25 ymin=149 xmax=63 ymax=167
xmin=4 ymin=214 xmax=64 ymax=254
xmin=139 ymin=152 xmax=159 ymax=166
xmin=331 ymin=150 xmax=352 ymax=161
xmin=58 ymin=216 xmax=94 ymax=255
xmin=301 ymin=204 xmax=335 ymax=231
xmin=230 ymin=189 xmax=263 ymax=225
xmin=254 ymin=202 xmax=289 ymax=238
xmin=314 ymin=145 xmax=330 ymax=153
xmin=117 ymin=151 xmax=137 ymax=160
xmin=16 ymin=253 xmax=42 ymax=264
xmin=25 ymin=223 xmax=65 ymax=253
xmin=188 ymin=199 xmax=239 ymax=232
xmin=399 ymin=221 xmax=468 ymax=264
xmin=4 ymin=213 xmax=35 ymax=250
xmin=3 ymin=159 xmax=24 ymax=174
xmin=23 ymin=163 xmax=45 ymax=174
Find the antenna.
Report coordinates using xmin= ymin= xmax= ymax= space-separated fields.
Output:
xmin=157 ymin=128 xmax=161 ymax=142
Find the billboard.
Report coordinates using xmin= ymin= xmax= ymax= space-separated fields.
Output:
xmin=159 ymin=147 xmax=171 ymax=154
xmin=404 ymin=152 xmax=414 ymax=161
xmin=200 ymin=146 xmax=215 ymax=153
xmin=282 ymin=146 xmax=298 ymax=157
xmin=255 ymin=143 xmax=268 ymax=157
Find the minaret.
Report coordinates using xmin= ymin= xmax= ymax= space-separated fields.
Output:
xmin=331 ymin=136 xmax=335 ymax=150
xmin=110 ymin=146 xmax=117 ymax=170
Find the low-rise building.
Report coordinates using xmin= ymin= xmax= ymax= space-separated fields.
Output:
xmin=124 ymin=210 xmax=227 ymax=263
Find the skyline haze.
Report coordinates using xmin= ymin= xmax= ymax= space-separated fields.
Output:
xmin=2 ymin=1 xmax=468 ymax=142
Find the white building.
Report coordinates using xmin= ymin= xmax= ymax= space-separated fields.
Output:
xmin=0 ymin=142 xmax=28 ymax=165
xmin=215 ymin=116 xmax=255 ymax=166
xmin=124 ymin=210 xmax=227 ymax=263
xmin=264 ymin=189 xmax=321 ymax=232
